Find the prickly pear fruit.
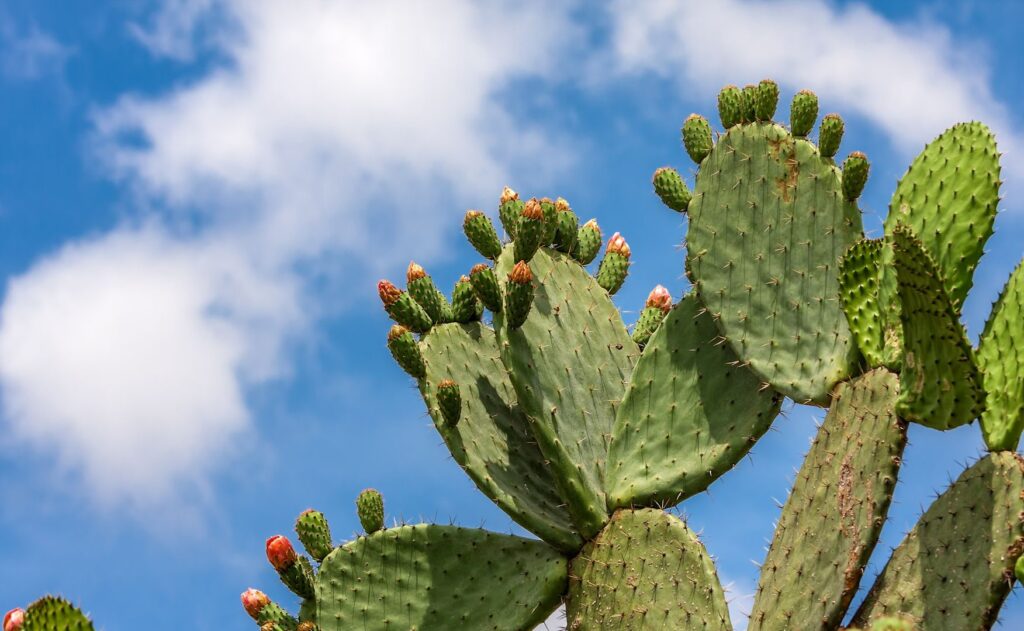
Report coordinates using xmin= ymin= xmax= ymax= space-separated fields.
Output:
xmin=819 ymin=113 xmax=845 ymax=158
xmin=450 ymin=276 xmax=481 ymax=323
xmin=386 ymin=325 xmax=425 ymax=379
xmin=552 ymin=198 xmax=579 ymax=253
xmin=406 ymin=262 xmax=444 ymax=323
xmin=266 ymin=535 xmax=297 ymax=571
xmin=463 ymin=210 xmax=502 ymax=260
xmin=357 ymin=489 xmax=385 ymax=534
xmin=436 ymin=379 xmax=462 ymax=426
xmin=652 ymin=167 xmax=691 ymax=213
xmin=505 ymin=261 xmax=535 ymax=328
xmin=596 ymin=232 xmax=631 ymax=295
xmin=266 ymin=535 xmax=313 ymax=599
xmin=574 ymin=219 xmax=602 ymax=265
xmin=295 ymin=508 xmax=332 ymax=563
xmin=682 ymin=114 xmax=713 ymax=163
xmin=755 ymin=78 xmax=779 ymax=121
xmin=717 ymin=84 xmax=743 ymax=129
xmin=498 ymin=186 xmax=522 ymax=238
xmin=241 ymin=589 xmax=270 ymax=621
xmin=790 ymin=89 xmax=818 ymax=137
xmin=3 ymin=609 xmax=23 ymax=631
xmin=469 ymin=263 xmax=502 ymax=313
xmin=514 ymin=199 xmax=545 ymax=263
xmin=539 ymin=197 xmax=558 ymax=245
xmin=741 ymin=83 xmax=757 ymax=122
xmin=378 ymin=280 xmax=432 ymax=333
xmin=842 ymin=151 xmax=870 ymax=201
xmin=631 ymin=285 xmax=672 ymax=346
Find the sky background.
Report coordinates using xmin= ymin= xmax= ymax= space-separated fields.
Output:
xmin=0 ymin=0 xmax=1022 ymax=629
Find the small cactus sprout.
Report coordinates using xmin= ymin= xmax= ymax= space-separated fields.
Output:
xmin=842 ymin=151 xmax=870 ymax=201
xmin=755 ymin=78 xmax=779 ymax=121
xmin=295 ymin=509 xmax=333 ymax=563
xmin=3 ymin=609 xmax=24 ymax=631
xmin=819 ymin=112 xmax=845 ymax=158
xmin=574 ymin=219 xmax=603 ymax=265
xmin=241 ymin=589 xmax=270 ymax=621
xmin=378 ymin=279 xmax=432 ymax=333
xmin=717 ymin=84 xmax=743 ymax=128
xmin=632 ymin=285 xmax=673 ymax=346
xmin=652 ymin=167 xmax=692 ymax=213
xmin=498 ymin=186 xmax=522 ymax=238
xmin=469 ymin=263 xmax=502 ymax=312
xmin=552 ymin=197 xmax=579 ymax=253
xmin=386 ymin=324 xmax=425 ymax=380
xmin=596 ymin=232 xmax=631 ymax=295
xmin=463 ymin=210 xmax=502 ymax=260
xmin=741 ymin=83 xmax=758 ymax=122
xmin=505 ymin=261 xmax=535 ymax=328
xmin=406 ymin=262 xmax=444 ymax=323
xmin=790 ymin=89 xmax=819 ymax=136
xmin=514 ymin=198 xmax=545 ymax=262
xmin=265 ymin=535 xmax=297 ymax=571
xmin=357 ymin=489 xmax=385 ymax=534
xmin=436 ymin=379 xmax=462 ymax=426
xmin=682 ymin=114 xmax=713 ymax=163
xmin=450 ymin=275 xmax=481 ymax=323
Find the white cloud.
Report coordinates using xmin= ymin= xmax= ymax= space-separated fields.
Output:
xmin=128 ymin=0 xmax=220 ymax=61
xmin=0 ymin=17 xmax=71 ymax=81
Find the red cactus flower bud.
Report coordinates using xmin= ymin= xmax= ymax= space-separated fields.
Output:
xmin=378 ymin=280 xmax=402 ymax=307
xmin=406 ymin=261 xmax=427 ymax=283
xmin=522 ymin=198 xmax=544 ymax=220
xmin=509 ymin=261 xmax=533 ymax=284
xmin=241 ymin=589 xmax=270 ymax=621
xmin=500 ymin=186 xmax=518 ymax=204
xmin=3 ymin=609 xmax=24 ymax=631
xmin=266 ymin=535 xmax=298 ymax=571
xmin=607 ymin=232 xmax=631 ymax=258
xmin=555 ymin=197 xmax=571 ymax=213
xmin=646 ymin=285 xmax=672 ymax=313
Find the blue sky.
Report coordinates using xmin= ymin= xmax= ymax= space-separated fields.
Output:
xmin=1 ymin=1 xmax=1022 ymax=629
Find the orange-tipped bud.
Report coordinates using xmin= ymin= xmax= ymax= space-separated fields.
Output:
xmin=470 ymin=263 xmax=489 ymax=275
xmin=387 ymin=324 xmax=410 ymax=342
xmin=265 ymin=535 xmax=297 ymax=571
xmin=509 ymin=261 xmax=533 ymax=284
xmin=465 ymin=209 xmax=483 ymax=221
xmin=646 ymin=285 xmax=672 ymax=313
xmin=522 ymin=198 xmax=544 ymax=220
xmin=240 ymin=589 xmax=270 ymax=621
xmin=500 ymin=186 xmax=518 ymax=204
xmin=406 ymin=261 xmax=427 ymax=283
xmin=607 ymin=232 xmax=631 ymax=258
xmin=555 ymin=197 xmax=571 ymax=213
xmin=378 ymin=280 xmax=402 ymax=306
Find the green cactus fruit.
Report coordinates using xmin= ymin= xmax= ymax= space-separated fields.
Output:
xmin=281 ymin=556 xmax=315 ymax=600
xmin=567 ymin=509 xmax=730 ymax=630
xmin=573 ymin=219 xmax=602 ymax=265
xmin=503 ymin=261 xmax=534 ymax=329
xmin=435 ymin=379 xmax=461 ymax=426
xmin=609 ymin=292 xmax=782 ymax=509
xmin=629 ymin=284 xmax=672 ymax=346
xmin=418 ymin=321 xmax=581 ymax=551
xmin=741 ymin=83 xmax=758 ymax=122
xmin=818 ymin=112 xmax=844 ymax=158
xmin=295 ymin=509 xmax=332 ymax=563
xmin=978 ymin=259 xmax=1024 ymax=451
xmin=539 ymin=197 xmax=558 ymax=245
xmin=851 ymin=452 xmax=1024 ymax=629
xmin=463 ymin=210 xmax=502 ymax=260
xmin=884 ymin=122 xmax=1001 ymax=311
xmin=21 ymin=597 xmax=94 ymax=631
xmin=755 ymin=78 xmax=779 ymax=121
xmin=717 ymin=84 xmax=743 ymax=128
xmin=405 ymin=262 xmax=444 ymax=323
xmin=749 ymin=368 xmax=906 ymax=631
xmin=552 ymin=197 xmax=579 ymax=253
xmin=377 ymin=280 xmax=432 ymax=333
xmin=449 ymin=275 xmax=481 ymax=323
xmin=682 ymin=113 xmax=713 ymax=163
xmin=385 ymin=324 xmax=425 ymax=380
xmin=497 ymin=186 xmax=521 ymax=239
xmin=356 ymin=489 xmax=385 ymax=534
xmin=514 ymin=198 xmax=545 ymax=263
xmin=257 ymin=602 xmax=298 ymax=631
xmin=652 ymin=166 xmax=692 ymax=212
xmin=468 ymin=263 xmax=502 ymax=313
xmin=314 ymin=524 xmax=567 ymax=631
xmin=890 ymin=224 xmax=984 ymax=429
xmin=841 ymin=151 xmax=870 ymax=201
xmin=790 ymin=89 xmax=819 ymax=137
xmin=434 ymin=288 xmax=454 ymax=324
xmin=686 ymin=117 xmax=863 ymax=403
xmin=595 ymin=232 xmax=630 ymax=295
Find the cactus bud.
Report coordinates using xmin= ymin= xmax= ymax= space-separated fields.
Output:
xmin=574 ymin=219 xmax=602 ymax=265
xmin=463 ymin=210 xmax=503 ymax=260
xmin=436 ymin=379 xmax=462 ymax=426
xmin=386 ymin=325 xmax=425 ymax=379
xmin=297 ymin=623 xmax=317 ymax=631
xmin=378 ymin=279 xmax=433 ymax=332
xmin=538 ymin=197 xmax=559 ymax=245
xmin=505 ymin=261 xmax=535 ymax=328
xmin=357 ymin=488 xmax=385 ymax=534
xmin=682 ymin=114 xmax=713 ymax=163
xmin=740 ymin=84 xmax=757 ymax=123
xmin=450 ymin=275 xmax=481 ymax=323
xmin=405 ymin=262 xmax=444 ymax=323
xmin=606 ymin=232 xmax=631 ymax=258
xmin=3 ymin=609 xmax=24 ymax=631
xmin=632 ymin=285 xmax=673 ymax=346
xmin=755 ymin=78 xmax=779 ymax=121
xmin=646 ymin=285 xmax=672 ymax=312
xmin=841 ymin=151 xmax=870 ymax=201
xmin=717 ymin=84 xmax=743 ymax=129
xmin=818 ymin=113 xmax=844 ymax=158
xmin=260 ymin=624 xmax=278 ymax=631
xmin=295 ymin=508 xmax=333 ymax=563
xmin=790 ymin=89 xmax=819 ymax=137
xmin=597 ymin=232 xmax=631 ymax=295
xmin=406 ymin=262 xmax=426 ymax=283
xmin=266 ymin=535 xmax=297 ymax=571
xmin=552 ymin=198 xmax=580 ymax=254
xmin=554 ymin=197 xmax=570 ymax=213
xmin=652 ymin=167 xmax=691 ymax=213
xmin=500 ymin=186 xmax=518 ymax=205
xmin=514 ymin=198 xmax=545 ymax=262
xmin=377 ymin=279 xmax=401 ymax=306
xmin=498 ymin=186 xmax=523 ymax=238
xmin=241 ymin=589 xmax=270 ymax=621
xmin=469 ymin=263 xmax=503 ymax=312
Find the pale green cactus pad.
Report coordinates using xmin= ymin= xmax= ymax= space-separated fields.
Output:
xmin=852 ymin=452 xmax=1024 ymax=629
xmin=606 ymin=292 xmax=781 ymax=509
xmin=977 ymin=259 xmax=1024 ymax=451
xmin=315 ymin=524 xmax=566 ymax=631
xmin=749 ymin=368 xmax=906 ymax=631
xmin=566 ymin=508 xmax=730 ymax=631
xmin=22 ymin=597 xmax=94 ymax=631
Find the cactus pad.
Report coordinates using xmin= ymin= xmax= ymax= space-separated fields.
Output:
xmin=315 ymin=524 xmax=567 ymax=631
xmin=977 ymin=259 xmax=1024 ymax=451
xmin=749 ymin=368 xmax=906 ymax=631
xmin=295 ymin=509 xmax=333 ymax=563
xmin=22 ymin=597 xmax=94 ymax=631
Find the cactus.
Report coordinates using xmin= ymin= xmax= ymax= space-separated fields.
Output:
xmin=4 ymin=597 xmax=94 ymax=631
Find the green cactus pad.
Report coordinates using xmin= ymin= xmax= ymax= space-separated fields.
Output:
xmin=259 ymin=603 xmax=299 ymax=631
xmin=884 ymin=122 xmax=1000 ymax=311
xmin=682 ymin=114 xmax=713 ymax=163
xmin=652 ymin=167 xmax=692 ymax=213
xmin=539 ymin=198 xmax=558 ymax=246
xmin=553 ymin=202 xmax=579 ymax=254
xmin=469 ymin=264 xmax=503 ymax=313
xmin=514 ymin=202 xmax=544 ymax=263
xmin=315 ymin=524 xmax=566 ymax=631
xmin=496 ymin=247 xmax=637 ymax=538
xmin=607 ymin=293 xmax=782 ymax=509
xmin=407 ymin=275 xmax=444 ymax=325
xmin=595 ymin=250 xmax=629 ymax=295
xmin=890 ymin=225 xmax=984 ymax=429
xmin=749 ymin=368 xmax=907 ymax=631
xmin=279 ymin=556 xmax=315 ymax=599
xmin=740 ymin=84 xmax=757 ymax=123
xmin=463 ymin=211 xmax=503 ymax=260
xmin=386 ymin=325 xmax=425 ymax=380
xmin=385 ymin=291 xmax=432 ymax=333
xmin=566 ymin=508 xmax=730 ymax=630
xmin=295 ymin=509 xmax=333 ymax=563
xmin=499 ymin=195 xmax=523 ymax=239
xmin=574 ymin=220 xmax=602 ymax=265
xmin=839 ymin=239 xmax=887 ymax=368
xmin=978 ymin=259 xmax=1024 ymax=451
xmin=790 ymin=90 xmax=818 ymax=137
xmin=356 ymin=489 xmax=385 ymax=534
xmin=851 ymin=452 xmax=1024 ymax=629
xmin=22 ymin=597 xmax=94 ymax=631
xmin=686 ymin=121 xmax=863 ymax=403
xmin=717 ymin=84 xmax=743 ymax=129
xmin=841 ymin=151 xmax=870 ymax=201
xmin=418 ymin=322 xmax=580 ymax=551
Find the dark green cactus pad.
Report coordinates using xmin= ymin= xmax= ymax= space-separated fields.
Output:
xmin=386 ymin=292 xmax=433 ymax=333
xmin=408 ymin=275 xmax=444 ymax=324
xmin=450 ymin=276 xmax=481 ymax=323
xmin=890 ymin=225 xmax=984 ymax=429
xmin=754 ymin=79 xmax=779 ymax=121
xmin=818 ymin=113 xmax=844 ymax=158
xmin=606 ymin=293 xmax=782 ymax=509
xmin=686 ymin=121 xmax=863 ymax=404
xmin=463 ymin=211 xmax=503 ymax=260
xmin=296 ymin=509 xmax=333 ymax=563
xmin=553 ymin=202 xmax=579 ymax=253
xmin=749 ymin=368 xmax=907 ymax=631
xmin=851 ymin=452 xmax=1024 ymax=630
xmin=884 ymin=122 xmax=1000 ymax=311
xmin=741 ymin=84 xmax=757 ymax=123
xmin=978 ymin=259 xmax=1024 ymax=451
xmin=496 ymin=247 xmax=637 ymax=538
xmin=717 ymin=84 xmax=743 ymax=129
xmin=418 ymin=322 xmax=580 ymax=551
xmin=566 ymin=508 xmax=730 ymax=631
xmin=315 ymin=524 xmax=566 ymax=631
xmin=280 ymin=556 xmax=316 ymax=599
xmin=22 ymin=597 xmax=94 ymax=631
xmin=790 ymin=90 xmax=818 ymax=137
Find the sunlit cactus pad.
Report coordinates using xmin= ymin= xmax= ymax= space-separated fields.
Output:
xmin=21 ymin=597 xmax=94 ymax=631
